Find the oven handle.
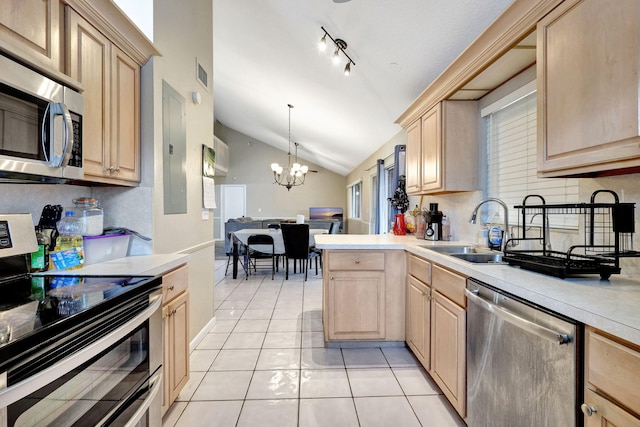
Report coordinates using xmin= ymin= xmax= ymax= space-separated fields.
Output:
xmin=0 ymin=293 xmax=162 ymax=408
xmin=464 ymin=288 xmax=571 ymax=345
xmin=123 ymin=371 xmax=162 ymax=427
xmin=96 ymin=370 xmax=162 ymax=427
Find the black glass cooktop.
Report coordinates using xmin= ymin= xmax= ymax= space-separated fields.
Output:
xmin=0 ymin=274 xmax=157 ymax=350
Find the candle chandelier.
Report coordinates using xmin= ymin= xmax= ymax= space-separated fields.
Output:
xmin=270 ymin=104 xmax=309 ymax=191
xmin=318 ymin=26 xmax=356 ymax=76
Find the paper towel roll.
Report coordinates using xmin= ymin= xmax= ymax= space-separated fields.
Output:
xmin=296 ymin=215 xmax=305 ymax=224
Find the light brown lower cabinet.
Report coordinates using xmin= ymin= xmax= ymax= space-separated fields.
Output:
xmin=323 ymin=250 xmax=405 ymax=342
xmin=326 ymin=270 xmax=385 ymax=340
xmin=583 ymin=389 xmax=640 ymax=427
xmin=430 ymin=289 xmax=466 ymax=417
xmin=416 ymin=263 xmax=466 ymax=419
xmin=406 ymin=276 xmax=430 ymax=366
xmin=161 ymin=265 xmax=189 ymax=415
xmin=583 ymin=327 xmax=640 ymax=426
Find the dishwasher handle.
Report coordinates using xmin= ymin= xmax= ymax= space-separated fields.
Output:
xmin=464 ymin=288 xmax=571 ymax=345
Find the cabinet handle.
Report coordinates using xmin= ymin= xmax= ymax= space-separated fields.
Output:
xmin=330 ymin=276 xmax=334 ymax=280
xmin=354 ymin=259 xmax=360 ymax=264
xmin=114 ymin=166 xmax=120 ymax=172
xmin=580 ymin=404 xmax=597 ymax=416
xmin=168 ymin=285 xmax=175 ymax=291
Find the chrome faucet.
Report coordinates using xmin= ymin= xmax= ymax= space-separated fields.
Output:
xmin=469 ymin=198 xmax=511 ymax=251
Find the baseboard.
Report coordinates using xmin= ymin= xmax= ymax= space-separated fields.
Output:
xmin=325 ymin=340 xmax=406 ymax=349
xmin=190 ymin=316 xmax=217 ymax=353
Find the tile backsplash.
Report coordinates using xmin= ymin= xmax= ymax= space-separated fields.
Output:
xmin=2 ymin=184 xmax=153 ymax=255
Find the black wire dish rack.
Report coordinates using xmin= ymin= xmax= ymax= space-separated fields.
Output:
xmin=503 ymin=190 xmax=639 ymax=279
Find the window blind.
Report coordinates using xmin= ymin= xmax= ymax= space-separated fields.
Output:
xmin=485 ymin=90 xmax=579 ymax=230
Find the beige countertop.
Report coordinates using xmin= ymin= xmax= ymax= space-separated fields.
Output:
xmin=36 ymin=254 xmax=189 ymax=277
xmin=315 ymin=234 xmax=640 ymax=346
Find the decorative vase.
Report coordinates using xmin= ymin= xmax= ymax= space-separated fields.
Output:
xmin=393 ymin=213 xmax=406 ymax=235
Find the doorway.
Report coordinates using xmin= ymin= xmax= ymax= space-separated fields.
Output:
xmin=218 ymin=184 xmax=246 ymax=240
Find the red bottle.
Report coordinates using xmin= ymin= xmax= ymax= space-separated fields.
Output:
xmin=393 ymin=213 xmax=406 ymax=235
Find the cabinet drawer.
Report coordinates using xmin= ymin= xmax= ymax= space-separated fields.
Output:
xmin=431 ymin=265 xmax=466 ymax=308
xmin=586 ymin=328 xmax=640 ymax=412
xmin=407 ymin=253 xmax=431 ymax=284
xmin=327 ymin=251 xmax=385 ymax=271
xmin=163 ymin=265 xmax=188 ymax=303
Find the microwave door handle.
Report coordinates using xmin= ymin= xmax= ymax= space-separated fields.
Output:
xmin=41 ymin=102 xmax=52 ymax=164
xmin=59 ymin=103 xmax=73 ymax=166
xmin=43 ymin=102 xmax=71 ymax=168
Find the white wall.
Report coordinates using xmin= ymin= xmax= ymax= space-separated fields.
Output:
xmin=148 ymin=0 xmax=215 ymax=340
xmin=213 ymin=122 xmax=347 ymax=238
xmin=345 ymin=130 xmax=417 ymax=235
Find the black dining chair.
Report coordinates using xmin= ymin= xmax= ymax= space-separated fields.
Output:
xmin=246 ymin=234 xmax=276 ymax=280
xmin=225 ymin=232 xmax=248 ymax=277
xmin=280 ymin=223 xmax=320 ymax=281
xmin=328 ymin=221 xmax=340 ymax=234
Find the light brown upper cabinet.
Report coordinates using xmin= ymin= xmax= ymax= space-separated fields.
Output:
xmin=0 ymin=0 xmax=63 ymax=73
xmin=405 ymin=119 xmax=422 ymax=194
xmin=537 ymin=0 xmax=640 ymax=177
xmin=66 ymin=7 xmax=140 ymax=185
xmin=405 ymin=101 xmax=478 ymax=195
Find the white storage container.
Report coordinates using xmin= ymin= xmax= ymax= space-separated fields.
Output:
xmin=83 ymin=234 xmax=130 ymax=265
xmin=72 ymin=198 xmax=103 ymax=236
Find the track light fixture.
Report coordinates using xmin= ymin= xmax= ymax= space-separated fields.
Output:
xmin=319 ymin=26 xmax=355 ymax=76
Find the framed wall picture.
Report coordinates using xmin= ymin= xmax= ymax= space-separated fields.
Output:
xmin=202 ymin=145 xmax=216 ymax=178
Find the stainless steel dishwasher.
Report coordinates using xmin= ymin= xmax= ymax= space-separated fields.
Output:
xmin=465 ymin=279 xmax=583 ymax=427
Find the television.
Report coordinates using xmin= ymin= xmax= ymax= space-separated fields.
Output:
xmin=309 ymin=207 xmax=343 ymax=230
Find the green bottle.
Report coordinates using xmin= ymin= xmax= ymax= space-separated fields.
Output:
xmin=30 ymin=226 xmax=49 ymax=272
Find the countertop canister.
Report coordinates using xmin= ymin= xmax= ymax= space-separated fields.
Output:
xmin=72 ymin=198 xmax=104 ymax=236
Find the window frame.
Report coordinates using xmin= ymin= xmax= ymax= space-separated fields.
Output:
xmin=347 ymin=179 xmax=362 ymax=220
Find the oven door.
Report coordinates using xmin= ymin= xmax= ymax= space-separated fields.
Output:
xmin=0 ymin=290 xmax=162 ymax=427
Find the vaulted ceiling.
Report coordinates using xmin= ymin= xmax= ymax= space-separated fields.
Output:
xmin=213 ymin=0 xmax=514 ymax=176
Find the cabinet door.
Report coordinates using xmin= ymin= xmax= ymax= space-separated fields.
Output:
xmin=110 ymin=46 xmax=140 ymax=182
xmin=537 ymin=0 xmax=640 ymax=177
xmin=407 ymin=275 xmax=430 ymax=368
xmin=421 ymin=104 xmax=442 ymax=191
xmin=431 ymin=290 xmax=466 ymax=417
xmin=0 ymin=0 xmax=62 ymax=72
xmin=406 ymin=119 xmax=422 ymax=194
xmin=583 ymin=389 xmax=640 ymax=427
xmin=163 ymin=291 xmax=190 ymax=411
xmin=327 ymin=271 xmax=385 ymax=340
xmin=66 ymin=8 xmax=111 ymax=179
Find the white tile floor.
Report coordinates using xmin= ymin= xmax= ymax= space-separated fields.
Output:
xmin=162 ymin=259 xmax=465 ymax=427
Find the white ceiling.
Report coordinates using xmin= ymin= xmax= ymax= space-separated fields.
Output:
xmin=213 ymin=0 xmax=515 ymax=176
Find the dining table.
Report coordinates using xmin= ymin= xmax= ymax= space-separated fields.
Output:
xmin=231 ymin=228 xmax=326 ymax=279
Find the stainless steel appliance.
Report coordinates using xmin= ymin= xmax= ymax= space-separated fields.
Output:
xmin=425 ymin=203 xmax=442 ymax=241
xmin=465 ymin=279 xmax=582 ymax=427
xmin=0 ymin=214 xmax=162 ymax=426
xmin=0 ymin=54 xmax=83 ymax=182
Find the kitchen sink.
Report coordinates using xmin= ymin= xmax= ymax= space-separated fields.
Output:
xmin=449 ymin=252 xmax=505 ymax=264
xmin=419 ymin=244 xmax=506 ymax=264
xmin=421 ymin=245 xmax=488 ymax=254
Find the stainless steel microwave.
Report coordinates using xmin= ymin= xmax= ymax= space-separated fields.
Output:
xmin=0 ymin=54 xmax=84 ymax=182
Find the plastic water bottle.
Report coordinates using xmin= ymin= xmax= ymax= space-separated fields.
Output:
xmin=52 ymin=211 xmax=84 ymax=270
